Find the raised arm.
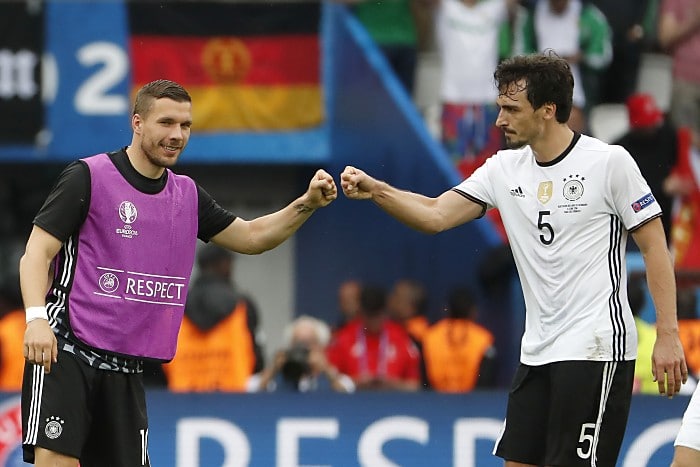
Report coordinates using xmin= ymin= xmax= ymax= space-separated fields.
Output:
xmin=211 ymin=169 xmax=336 ymax=254
xmin=340 ymin=165 xmax=483 ymax=234
xmin=631 ymin=217 xmax=688 ymax=397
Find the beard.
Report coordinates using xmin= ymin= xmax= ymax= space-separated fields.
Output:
xmin=503 ymin=133 xmax=527 ymax=149
xmin=142 ymin=139 xmax=181 ymax=169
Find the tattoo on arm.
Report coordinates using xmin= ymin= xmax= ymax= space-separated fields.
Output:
xmin=294 ymin=203 xmax=315 ymax=213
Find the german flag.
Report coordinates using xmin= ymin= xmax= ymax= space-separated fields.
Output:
xmin=128 ymin=2 xmax=322 ymax=132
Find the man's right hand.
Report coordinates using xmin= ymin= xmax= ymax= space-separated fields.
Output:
xmin=24 ymin=319 xmax=58 ymax=373
xmin=340 ymin=166 xmax=376 ymax=200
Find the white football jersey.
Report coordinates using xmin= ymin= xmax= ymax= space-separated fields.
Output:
xmin=454 ymin=134 xmax=661 ymax=365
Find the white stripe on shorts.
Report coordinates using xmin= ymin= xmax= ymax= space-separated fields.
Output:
xmin=24 ymin=364 xmax=45 ymax=445
xmin=590 ymin=361 xmax=616 ymax=467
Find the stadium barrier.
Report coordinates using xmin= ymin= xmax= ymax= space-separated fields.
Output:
xmin=0 ymin=391 xmax=687 ymax=466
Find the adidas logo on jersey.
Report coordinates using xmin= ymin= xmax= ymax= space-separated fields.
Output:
xmin=509 ymin=186 xmax=525 ymax=198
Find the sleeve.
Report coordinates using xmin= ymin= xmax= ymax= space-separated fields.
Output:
xmin=196 ymin=184 xmax=236 ymax=242
xmin=607 ymin=145 xmax=662 ymax=231
xmin=451 ymin=154 xmax=498 ymax=212
xmin=33 ymin=161 xmax=90 ymax=242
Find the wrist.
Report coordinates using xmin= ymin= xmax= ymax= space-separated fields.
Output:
xmin=25 ymin=306 xmax=48 ymax=323
xmin=369 ymin=179 xmax=386 ymax=202
xmin=656 ymin=325 xmax=679 ymax=335
xmin=295 ymin=195 xmax=317 ymax=213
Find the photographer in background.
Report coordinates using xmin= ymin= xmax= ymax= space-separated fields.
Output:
xmin=247 ymin=315 xmax=355 ymax=393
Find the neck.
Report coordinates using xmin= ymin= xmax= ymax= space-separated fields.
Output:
xmin=530 ymin=124 xmax=575 ymax=164
xmin=125 ymin=145 xmax=165 ymax=179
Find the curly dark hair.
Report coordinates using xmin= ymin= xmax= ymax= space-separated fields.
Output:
xmin=494 ymin=51 xmax=574 ymax=123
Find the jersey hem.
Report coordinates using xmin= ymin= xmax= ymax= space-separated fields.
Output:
xmin=519 ymin=356 xmax=637 ymax=366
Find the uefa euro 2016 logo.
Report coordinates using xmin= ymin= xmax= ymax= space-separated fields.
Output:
xmin=119 ymin=201 xmax=138 ymax=224
xmin=0 ymin=396 xmax=23 ymax=466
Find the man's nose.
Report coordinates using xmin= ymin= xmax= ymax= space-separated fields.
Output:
xmin=169 ymin=125 xmax=184 ymax=140
xmin=495 ymin=110 xmax=507 ymax=127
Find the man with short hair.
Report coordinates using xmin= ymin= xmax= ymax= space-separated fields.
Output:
xmin=20 ymin=79 xmax=337 ymax=467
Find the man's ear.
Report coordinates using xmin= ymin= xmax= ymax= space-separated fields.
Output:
xmin=131 ymin=113 xmax=142 ymax=134
xmin=540 ymin=102 xmax=557 ymax=121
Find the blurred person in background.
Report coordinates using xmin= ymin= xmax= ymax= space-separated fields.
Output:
xmin=327 ymin=284 xmax=421 ymax=391
xmin=431 ymin=0 xmax=518 ymax=243
xmin=421 ymin=285 xmax=497 ymax=392
xmin=336 ymin=0 xmax=425 ymax=95
xmin=0 ymin=276 xmax=25 ymax=391
xmin=432 ymin=0 xmax=516 ymax=174
xmin=658 ymin=0 xmax=700 ymax=138
xmin=333 ymin=279 xmax=362 ymax=332
xmin=614 ymin=93 xmax=679 ymax=239
xmin=247 ymin=315 xmax=354 ymax=393
xmin=677 ymin=286 xmax=700 ymax=380
xmin=589 ymin=0 xmax=655 ymax=103
xmin=161 ymin=244 xmax=265 ymax=392
xmin=506 ymin=0 xmax=613 ymax=132
xmin=387 ymin=278 xmax=430 ymax=343
xmin=665 ymin=128 xmax=700 ymax=269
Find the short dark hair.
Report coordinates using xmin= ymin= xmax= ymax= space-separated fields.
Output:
xmin=361 ymin=285 xmax=387 ymax=317
xmin=396 ymin=279 xmax=428 ymax=315
xmin=447 ymin=286 xmax=476 ymax=319
xmin=132 ymin=79 xmax=191 ymax=116
xmin=494 ymin=51 xmax=574 ymax=123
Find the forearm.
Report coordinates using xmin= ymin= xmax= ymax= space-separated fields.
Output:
xmin=642 ymin=247 xmax=678 ymax=333
xmin=371 ymin=181 xmax=447 ymax=234
xmin=250 ymin=195 xmax=317 ymax=252
xmin=19 ymin=250 xmax=52 ymax=309
xmin=215 ymin=194 xmax=317 ymax=255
